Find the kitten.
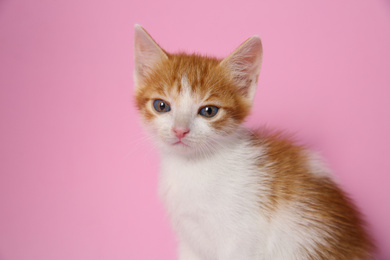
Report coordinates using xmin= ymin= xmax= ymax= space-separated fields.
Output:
xmin=133 ymin=25 xmax=374 ymax=260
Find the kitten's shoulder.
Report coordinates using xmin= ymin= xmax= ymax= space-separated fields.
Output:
xmin=247 ymin=128 xmax=331 ymax=177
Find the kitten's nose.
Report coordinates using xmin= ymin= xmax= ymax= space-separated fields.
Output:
xmin=172 ymin=127 xmax=190 ymax=139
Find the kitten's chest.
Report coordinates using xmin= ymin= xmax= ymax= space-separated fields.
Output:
xmin=159 ymin=147 xmax=269 ymax=258
xmin=159 ymin=150 xmax=262 ymax=222
xmin=160 ymin=156 xmax=231 ymax=210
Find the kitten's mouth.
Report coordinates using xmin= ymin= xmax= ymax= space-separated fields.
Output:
xmin=173 ymin=140 xmax=189 ymax=147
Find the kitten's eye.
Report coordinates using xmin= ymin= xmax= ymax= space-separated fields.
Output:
xmin=153 ymin=99 xmax=171 ymax=113
xmin=199 ymin=106 xmax=219 ymax=118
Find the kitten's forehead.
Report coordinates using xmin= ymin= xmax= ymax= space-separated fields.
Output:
xmin=176 ymin=75 xmax=196 ymax=109
xmin=170 ymin=74 xmax=209 ymax=104
xmin=166 ymin=55 xmax=222 ymax=98
xmin=180 ymin=75 xmax=192 ymax=98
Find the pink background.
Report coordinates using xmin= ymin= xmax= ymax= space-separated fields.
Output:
xmin=1 ymin=0 xmax=389 ymax=259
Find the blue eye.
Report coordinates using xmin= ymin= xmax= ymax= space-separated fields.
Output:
xmin=153 ymin=99 xmax=171 ymax=113
xmin=199 ymin=106 xmax=219 ymax=118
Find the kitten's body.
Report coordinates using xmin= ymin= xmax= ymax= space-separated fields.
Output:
xmin=133 ymin=25 xmax=373 ymax=259
xmin=160 ymin=129 xmax=369 ymax=259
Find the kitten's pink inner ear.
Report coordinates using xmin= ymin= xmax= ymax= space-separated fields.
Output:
xmin=134 ymin=25 xmax=168 ymax=84
xmin=220 ymin=36 xmax=263 ymax=101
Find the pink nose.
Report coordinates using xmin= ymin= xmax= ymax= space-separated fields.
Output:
xmin=172 ymin=127 xmax=190 ymax=139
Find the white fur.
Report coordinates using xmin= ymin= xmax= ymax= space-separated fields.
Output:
xmin=304 ymin=150 xmax=334 ymax=178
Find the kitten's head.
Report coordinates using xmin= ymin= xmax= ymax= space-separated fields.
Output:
xmin=133 ymin=25 xmax=262 ymax=156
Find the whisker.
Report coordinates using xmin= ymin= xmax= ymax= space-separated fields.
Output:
xmin=123 ymin=134 xmax=156 ymax=159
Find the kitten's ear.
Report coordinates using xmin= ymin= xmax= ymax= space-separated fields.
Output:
xmin=134 ymin=24 xmax=168 ymax=85
xmin=220 ymin=36 xmax=263 ymax=102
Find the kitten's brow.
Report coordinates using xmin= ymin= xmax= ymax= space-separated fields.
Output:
xmin=203 ymin=93 xmax=221 ymax=103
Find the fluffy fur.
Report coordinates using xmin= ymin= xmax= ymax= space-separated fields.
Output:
xmin=133 ymin=25 xmax=374 ymax=260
